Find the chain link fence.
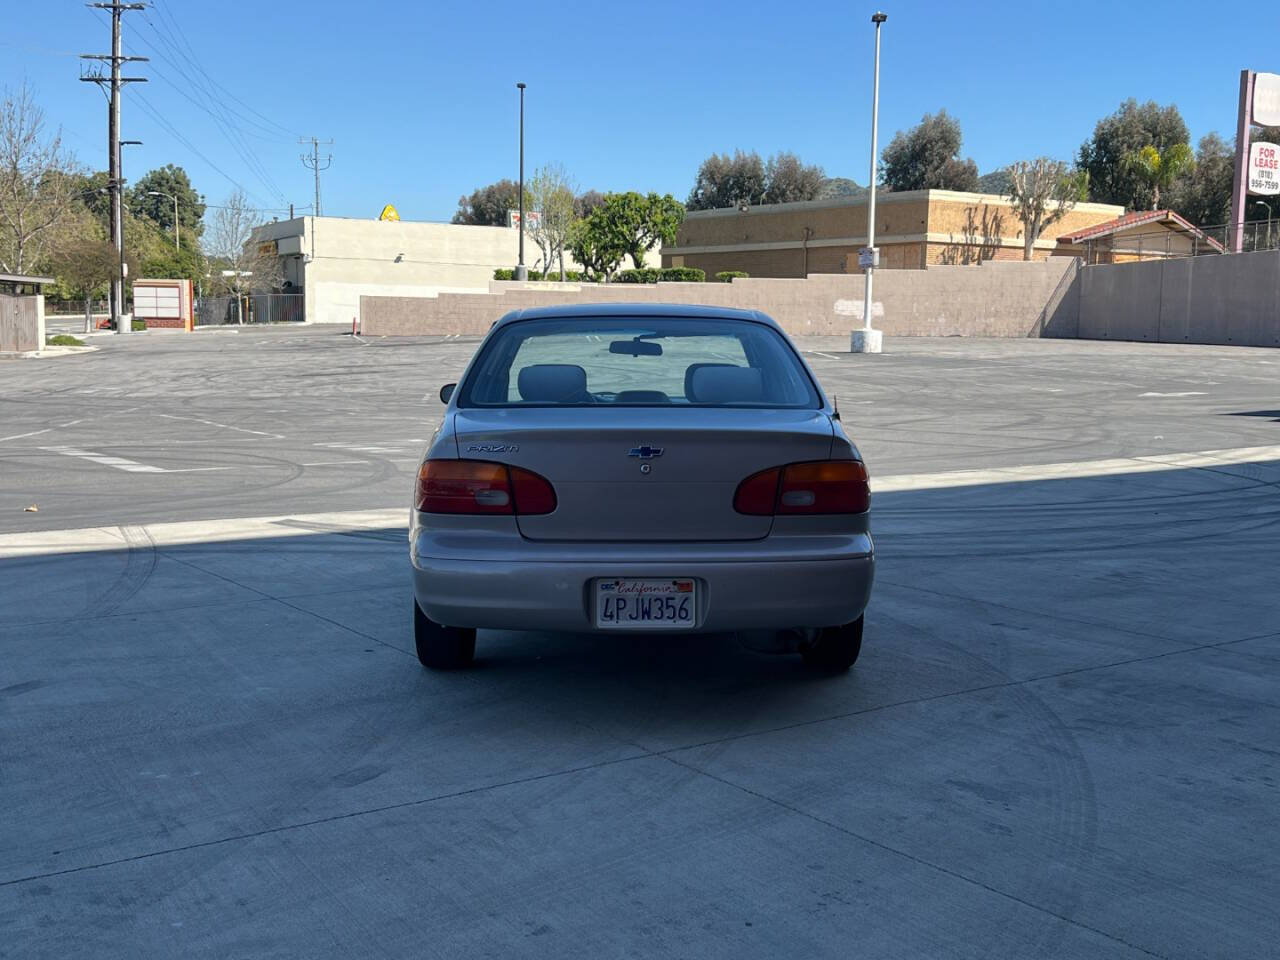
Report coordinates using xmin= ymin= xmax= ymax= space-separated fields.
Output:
xmin=195 ymin=294 xmax=304 ymax=326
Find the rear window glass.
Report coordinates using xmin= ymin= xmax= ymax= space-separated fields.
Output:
xmin=457 ymin=316 xmax=821 ymax=408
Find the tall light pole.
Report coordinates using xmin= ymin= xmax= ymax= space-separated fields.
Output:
xmin=1255 ymin=200 xmax=1273 ymax=250
xmin=514 ymin=82 xmax=528 ymax=281
xmin=147 ymin=190 xmax=179 ymax=250
xmin=853 ymin=11 xmax=886 ymax=354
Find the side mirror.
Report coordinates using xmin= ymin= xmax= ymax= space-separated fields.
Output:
xmin=439 ymin=383 xmax=456 ymax=404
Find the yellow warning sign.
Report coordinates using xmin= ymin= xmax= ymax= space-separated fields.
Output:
xmin=378 ymin=204 xmax=400 ymax=221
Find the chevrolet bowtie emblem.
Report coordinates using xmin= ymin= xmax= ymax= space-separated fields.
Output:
xmin=628 ymin=445 xmax=664 ymax=459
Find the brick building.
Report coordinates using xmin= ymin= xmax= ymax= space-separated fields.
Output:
xmin=661 ymin=189 xmax=1128 ymax=278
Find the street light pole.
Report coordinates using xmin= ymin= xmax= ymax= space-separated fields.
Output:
xmin=147 ymin=190 xmax=179 ymax=250
xmin=1256 ymin=200 xmax=1273 ymax=250
xmin=853 ymin=11 xmax=887 ymax=354
xmin=515 ymin=82 xmax=527 ymax=281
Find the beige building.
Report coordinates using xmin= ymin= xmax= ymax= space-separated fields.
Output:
xmin=249 ymin=216 xmax=532 ymax=324
xmin=661 ymin=190 xmax=1129 ymax=278
xmin=1056 ymin=209 xmax=1224 ymax=263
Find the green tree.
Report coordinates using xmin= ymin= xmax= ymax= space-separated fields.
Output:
xmin=1078 ymin=99 xmax=1189 ymax=210
xmin=49 ymin=235 xmax=117 ymax=309
xmin=880 ymin=110 xmax=978 ymax=192
xmin=635 ymin=193 xmax=685 ymax=267
xmin=1168 ymin=133 xmax=1233 ymax=227
xmin=687 ymin=150 xmax=766 ymax=210
xmin=0 ymin=82 xmax=83 ymax=274
xmin=688 ymin=150 xmax=827 ymax=209
xmin=452 ymin=179 xmax=528 ymax=226
xmin=574 ymin=189 xmax=605 ymax=218
xmin=567 ymin=210 xmax=627 ymax=281
xmin=526 ymin=164 xmax=577 ymax=279
xmin=590 ymin=191 xmax=686 ymax=269
xmin=1122 ymin=143 xmax=1194 ymax=210
xmin=1006 ymin=158 xmax=1087 ymax=260
xmin=129 ymin=164 xmax=205 ymax=244
xmin=763 ymin=152 xmax=826 ymax=204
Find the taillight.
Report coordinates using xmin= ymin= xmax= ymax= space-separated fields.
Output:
xmin=415 ymin=460 xmax=556 ymax=515
xmin=734 ymin=460 xmax=869 ymax=515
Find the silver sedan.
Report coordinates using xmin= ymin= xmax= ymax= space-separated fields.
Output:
xmin=411 ymin=304 xmax=874 ymax=670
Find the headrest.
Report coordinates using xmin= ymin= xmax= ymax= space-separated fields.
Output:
xmin=684 ymin=362 xmax=733 ymax=400
xmin=689 ymin=365 xmax=764 ymax=404
xmin=517 ymin=364 xmax=588 ymax=402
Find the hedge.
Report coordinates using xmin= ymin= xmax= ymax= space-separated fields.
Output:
xmin=615 ymin=268 xmax=660 ymax=284
xmin=660 ymin=267 xmax=705 ymax=282
xmin=493 ymin=268 xmax=583 ymax=281
xmin=715 ymin=271 xmax=749 ymax=282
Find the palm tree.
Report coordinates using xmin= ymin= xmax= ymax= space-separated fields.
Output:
xmin=1124 ymin=143 xmax=1195 ymax=210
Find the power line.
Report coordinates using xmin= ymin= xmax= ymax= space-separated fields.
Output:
xmin=130 ymin=89 xmax=266 ymax=205
xmin=150 ymin=0 xmax=298 ymax=141
xmin=127 ymin=17 xmax=289 ymax=203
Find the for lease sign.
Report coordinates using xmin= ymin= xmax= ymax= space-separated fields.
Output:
xmin=1248 ymin=141 xmax=1280 ymax=195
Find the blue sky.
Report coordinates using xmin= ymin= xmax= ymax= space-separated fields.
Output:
xmin=4 ymin=0 xmax=1278 ymax=222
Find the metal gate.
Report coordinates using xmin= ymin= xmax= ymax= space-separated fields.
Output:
xmin=0 ymin=295 xmax=40 ymax=352
xmin=195 ymin=294 xmax=304 ymax=326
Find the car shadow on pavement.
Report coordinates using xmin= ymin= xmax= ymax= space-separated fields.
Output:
xmin=3 ymin=457 xmax=1279 ymax=960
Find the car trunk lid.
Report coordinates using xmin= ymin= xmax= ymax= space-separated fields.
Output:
xmin=452 ymin=408 xmax=833 ymax=541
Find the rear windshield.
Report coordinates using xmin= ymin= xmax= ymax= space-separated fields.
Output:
xmin=457 ymin=317 xmax=822 ymax=409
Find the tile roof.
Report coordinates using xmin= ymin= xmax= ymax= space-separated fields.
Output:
xmin=1059 ymin=210 xmax=1225 ymax=252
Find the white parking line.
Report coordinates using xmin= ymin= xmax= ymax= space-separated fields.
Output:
xmin=156 ymin=414 xmax=284 ymax=439
xmin=0 ymin=429 xmax=51 ymax=444
xmin=8 ymin=443 xmax=1280 ymax=559
xmin=39 ymin=446 xmax=231 ymax=474
xmin=873 ymin=444 xmax=1280 ymax=492
xmin=1140 ymin=392 xmax=1207 ymax=398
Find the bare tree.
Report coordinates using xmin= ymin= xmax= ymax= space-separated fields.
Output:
xmin=208 ymin=189 xmax=282 ymax=320
xmin=527 ymin=164 xmax=577 ymax=280
xmin=1007 ymin=158 xmax=1087 ymax=260
xmin=0 ymin=82 xmax=82 ymax=274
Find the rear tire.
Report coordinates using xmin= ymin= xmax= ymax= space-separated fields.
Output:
xmin=800 ymin=615 xmax=864 ymax=671
xmin=414 ymin=599 xmax=476 ymax=669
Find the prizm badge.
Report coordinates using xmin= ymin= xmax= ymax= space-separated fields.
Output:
xmin=628 ymin=445 xmax=664 ymax=459
xmin=467 ymin=443 xmax=519 ymax=453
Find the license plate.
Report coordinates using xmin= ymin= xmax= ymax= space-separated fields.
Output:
xmin=595 ymin=578 xmax=697 ymax=630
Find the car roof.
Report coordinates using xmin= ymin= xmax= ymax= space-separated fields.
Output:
xmin=496 ymin=302 xmax=779 ymax=327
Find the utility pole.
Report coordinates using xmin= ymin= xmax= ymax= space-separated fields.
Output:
xmin=81 ymin=2 xmax=147 ymax=335
xmin=515 ymin=82 xmax=527 ymax=280
xmin=853 ymin=12 xmax=886 ymax=355
xmin=299 ymin=137 xmax=333 ymax=217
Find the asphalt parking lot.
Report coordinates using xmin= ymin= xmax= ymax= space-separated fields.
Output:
xmin=2 ymin=325 xmax=1278 ymax=958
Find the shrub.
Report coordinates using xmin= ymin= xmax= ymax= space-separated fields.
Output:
xmin=493 ymin=268 xmax=585 ymax=282
xmin=615 ymin=268 xmax=660 ymax=284
xmin=46 ymin=334 xmax=84 ymax=347
xmin=659 ymin=267 xmax=705 ymax=282
xmin=715 ymin=271 xmax=749 ymax=282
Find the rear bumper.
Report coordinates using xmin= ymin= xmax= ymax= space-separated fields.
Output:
xmin=411 ymin=533 xmax=874 ymax=633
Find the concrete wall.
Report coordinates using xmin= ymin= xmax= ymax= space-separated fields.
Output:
xmin=1072 ymin=250 xmax=1280 ymax=347
xmin=251 ymin=217 xmax=566 ymax=325
xmin=362 ymin=258 xmax=1079 ymax=341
